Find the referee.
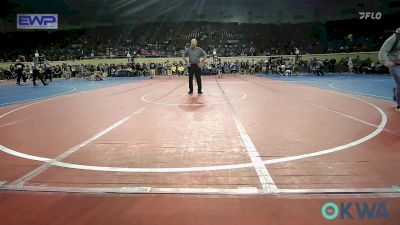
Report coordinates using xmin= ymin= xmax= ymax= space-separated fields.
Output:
xmin=182 ymin=39 xmax=207 ymax=94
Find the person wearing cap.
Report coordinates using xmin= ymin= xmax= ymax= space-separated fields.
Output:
xmin=182 ymin=39 xmax=207 ymax=94
xmin=379 ymin=27 xmax=400 ymax=112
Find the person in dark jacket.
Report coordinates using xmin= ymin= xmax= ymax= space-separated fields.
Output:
xmin=31 ymin=57 xmax=48 ymax=86
xmin=15 ymin=59 xmax=26 ymax=85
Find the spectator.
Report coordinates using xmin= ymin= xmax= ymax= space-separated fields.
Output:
xmin=378 ymin=27 xmax=400 ymax=111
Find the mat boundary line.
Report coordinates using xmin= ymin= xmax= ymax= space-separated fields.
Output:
xmin=1 ymin=184 xmax=399 ymax=196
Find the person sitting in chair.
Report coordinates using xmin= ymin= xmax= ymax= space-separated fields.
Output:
xmin=88 ymin=71 xmax=104 ymax=81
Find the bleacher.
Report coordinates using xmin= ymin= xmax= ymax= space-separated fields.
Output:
xmin=0 ymin=13 xmax=398 ymax=62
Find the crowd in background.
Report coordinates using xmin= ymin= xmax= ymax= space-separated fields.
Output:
xmin=0 ymin=54 xmax=389 ymax=81
xmin=0 ymin=14 xmax=397 ymax=62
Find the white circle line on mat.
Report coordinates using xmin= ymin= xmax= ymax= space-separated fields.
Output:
xmin=0 ymin=88 xmax=387 ymax=173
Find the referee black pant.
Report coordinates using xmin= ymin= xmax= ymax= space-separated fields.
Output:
xmin=32 ymin=70 xmax=47 ymax=86
xmin=16 ymin=72 xmax=24 ymax=84
xmin=44 ymin=69 xmax=52 ymax=81
xmin=188 ymin=64 xmax=202 ymax=92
